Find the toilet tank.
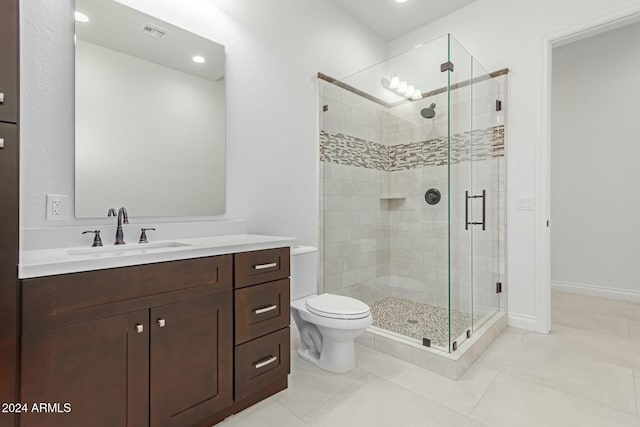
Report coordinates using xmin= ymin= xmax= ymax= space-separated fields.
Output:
xmin=290 ymin=246 xmax=318 ymax=300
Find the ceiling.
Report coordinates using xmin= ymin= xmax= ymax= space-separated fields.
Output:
xmin=326 ymin=0 xmax=477 ymax=41
xmin=76 ymin=0 xmax=225 ymax=82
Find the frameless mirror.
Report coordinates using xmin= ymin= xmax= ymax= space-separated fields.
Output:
xmin=74 ymin=0 xmax=226 ymax=218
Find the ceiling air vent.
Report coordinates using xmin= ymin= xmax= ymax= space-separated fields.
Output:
xmin=141 ymin=24 xmax=167 ymax=39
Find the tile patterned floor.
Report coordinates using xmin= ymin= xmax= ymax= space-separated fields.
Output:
xmin=370 ymin=297 xmax=473 ymax=347
xmin=219 ymin=291 xmax=640 ymax=427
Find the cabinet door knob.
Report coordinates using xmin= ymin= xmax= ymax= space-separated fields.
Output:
xmin=0 ymin=138 xmax=4 ymax=149
xmin=135 ymin=324 xmax=144 ymax=334
xmin=0 ymin=92 xmax=4 ymax=104
xmin=157 ymin=319 xmax=166 ymax=328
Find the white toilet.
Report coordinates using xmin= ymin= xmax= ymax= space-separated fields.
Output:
xmin=290 ymin=246 xmax=372 ymax=373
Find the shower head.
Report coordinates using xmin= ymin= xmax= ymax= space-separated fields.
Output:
xmin=420 ymin=103 xmax=436 ymax=119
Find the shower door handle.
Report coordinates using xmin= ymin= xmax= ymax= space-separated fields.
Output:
xmin=480 ymin=190 xmax=486 ymax=231
xmin=466 ymin=190 xmax=486 ymax=231
xmin=465 ymin=191 xmax=469 ymax=230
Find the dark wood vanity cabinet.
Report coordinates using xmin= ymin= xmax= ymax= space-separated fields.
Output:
xmin=0 ymin=0 xmax=19 ymax=124
xmin=0 ymin=1 xmax=20 ymax=425
xmin=150 ymin=293 xmax=233 ymax=427
xmin=21 ymin=294 xmax=234 ymax=427
xmin=20 ymin=311 xmax=150 ymax=427
xmin=18 ymin=248 xmax=291 ymax=427
xmin=0 ymin=121 xmax=18 ymax=427
xmin=232 ymin=247 xmax=291 ymax=402
xmin=20 ymin=255 xmax=235 ymax=427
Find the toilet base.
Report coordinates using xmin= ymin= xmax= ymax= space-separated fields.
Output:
xmin=291 ymin=295 xmax=372 ymax=374
xmin=297 ymin=339 xmax=357 ymax=373
xmin=293 ymin=320 xmax=360 ymax=373
xmin=309 ymin=336 xmax=357 ymax=373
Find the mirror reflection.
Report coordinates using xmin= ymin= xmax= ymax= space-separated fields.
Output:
xmin=75 ymin=0 xmax=226 ymax=218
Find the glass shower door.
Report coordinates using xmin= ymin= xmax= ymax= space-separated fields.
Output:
xmin=471 ymin=59 xmax=502 ymax=330
xmin=446 ymin=35 xmax=474 ymax=352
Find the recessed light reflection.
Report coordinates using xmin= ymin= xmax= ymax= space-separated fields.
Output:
xmin=192 ymin=56 xmax=206 ymax=64
xmin=74 ymin=11 xmax=90 ymax=23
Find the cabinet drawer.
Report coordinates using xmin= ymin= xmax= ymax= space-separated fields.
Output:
xmin=235 ymin=279 xmax=290 ymax=344
xmin=235 ymin=328 xmax=290 ymax=401
xmin=234 ymin=247 xmax=290 ymax=288
xmin=22 ymin=255 xmax=232 ymax=332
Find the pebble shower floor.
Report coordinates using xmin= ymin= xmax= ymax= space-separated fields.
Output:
xmin=370 ymin=297 xmax=473 ymax=349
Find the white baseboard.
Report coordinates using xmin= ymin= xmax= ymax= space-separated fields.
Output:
xmin=507 ymin=312 xmax=537 ymax=331
xmin=552 ymin=281 xmax=640 ymax=303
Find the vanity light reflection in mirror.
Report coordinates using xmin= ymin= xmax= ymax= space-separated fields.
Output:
xmin=74 ymin=0 xmax=226 ymax=218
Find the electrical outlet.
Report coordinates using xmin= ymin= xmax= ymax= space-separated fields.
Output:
xmin=46 ymin=194 xmax=69 ymax=220
xmin=52 ymin=199 xmax=62 ymax=216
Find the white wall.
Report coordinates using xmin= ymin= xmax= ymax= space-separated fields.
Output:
xmin=20 ymin=0 xmax=387 ymax=247
xmin=386 ymin=0 xmax=640 ymax=329
xmin=551 ymin=22 xmax=640 ymax=300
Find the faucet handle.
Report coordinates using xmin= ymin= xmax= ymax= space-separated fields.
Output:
xmin=107 ymin=208 xmax=117 ymax=217
xmin=139 ymin=228 xmax=156 ymax=244
xmin=82 ymin=230 xmax=103 ymax=247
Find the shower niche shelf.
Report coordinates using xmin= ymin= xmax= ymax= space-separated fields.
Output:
xmin=379 ymin=195 xmax=406 ymax=200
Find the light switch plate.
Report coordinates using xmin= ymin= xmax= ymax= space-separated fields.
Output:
xmin=517 ymin=196 xmax=535 ymax=211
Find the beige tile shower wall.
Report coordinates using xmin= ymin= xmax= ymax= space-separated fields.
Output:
xmin=319 ymin=83 xmax=390 ymax=303
xmin=385 ymin=165 xmax=449 ymax=307
xmin=321 ymin=83 xmax=389 ymax=145
xmin=320 ymin=162 xmax=389 ymax=302
xmin=319 ymin=75 xmax=507 ymax=319
xmin=384 ymin=92 xmax=451 ymax=311
xmin=382 ymin=76 xmax=507 ymax=315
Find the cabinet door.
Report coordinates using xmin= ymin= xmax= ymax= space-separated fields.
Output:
xmin=0 ymin=0 xmax=19 ymax=123
xmin=20 ymin=311 xmax=149 ymax=427
xmin=150 ymin=292 xmax=233 ymax=426
xmin=0 ymin=122 xmax=18 ymax=425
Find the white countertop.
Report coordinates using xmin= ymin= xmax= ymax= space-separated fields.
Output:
xmin=19 ymin=234 xmax=296 ymax=279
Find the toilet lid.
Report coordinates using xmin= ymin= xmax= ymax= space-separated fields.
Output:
xmin=305 ymin=294 xmax=370 ymax=319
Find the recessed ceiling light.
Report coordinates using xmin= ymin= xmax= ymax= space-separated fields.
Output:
xmin=74 ymin=11 xmax=90 ymax=23
xmin=395 ymin=0 xmax=408 ymax=3
xmin=192 ymin=56 xmax=206 ymax=64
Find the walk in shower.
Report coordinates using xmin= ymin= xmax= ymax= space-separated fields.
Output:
xmin=319 ymin=34 xmax=506 ymax=357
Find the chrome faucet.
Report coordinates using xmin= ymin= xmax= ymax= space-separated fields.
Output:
xmin=107 ymin=207 xmax=129 ymax=245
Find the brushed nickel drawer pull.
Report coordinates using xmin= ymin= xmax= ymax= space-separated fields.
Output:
xmin=254 ymin=305 xmax=277 ymax=315
xmin=0 ymin=93 xmax=4 ymax=103
xmin=254 ymin=356 xmax=277 ymax=369
xmin=157 ymin=319 xmax=166 ymax=328
xmin=135 ymin=324 xmax=144 ymax=334
xmin=253 ymin=262 xmax=277 ymax=270
xmin=0 ymin=138 xmax=4 ymax=149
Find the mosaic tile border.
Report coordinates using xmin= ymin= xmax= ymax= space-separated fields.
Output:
xmin=319 ymin=132 xmax=388 ymax=170
xmin=320 ymin=125 xmax=505 ymax=170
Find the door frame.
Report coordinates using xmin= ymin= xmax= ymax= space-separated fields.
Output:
xmin=536 ymin=5 xmax=640 ymax=333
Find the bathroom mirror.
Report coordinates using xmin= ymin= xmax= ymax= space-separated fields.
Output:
xmin=74 ymin=0 xmax=226 ymax=218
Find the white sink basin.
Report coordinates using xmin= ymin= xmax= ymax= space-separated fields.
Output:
xmin=68 ymin=242 xmax=191 ymax=257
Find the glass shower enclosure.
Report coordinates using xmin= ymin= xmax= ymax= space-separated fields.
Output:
xmin=319 ymin=34 xmax=505 ymax=353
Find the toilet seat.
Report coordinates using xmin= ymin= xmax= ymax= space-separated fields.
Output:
xmin=305 ymin=293 xmax=370 ymax=320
